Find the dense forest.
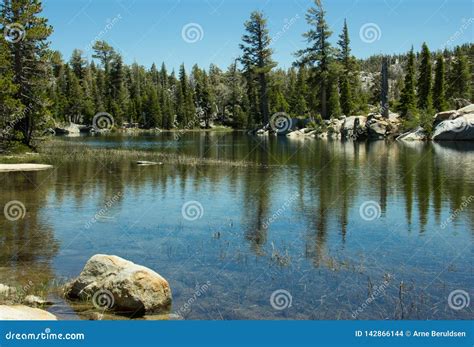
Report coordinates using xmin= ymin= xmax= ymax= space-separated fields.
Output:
xmin=0 ymin=0 xmax=473 ymax=148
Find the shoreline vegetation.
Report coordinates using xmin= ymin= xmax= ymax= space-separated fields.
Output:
xmin=0 ymin=0 xmax=473 ymax=154
xmin=0 ymin=139 xmax=265 ymax=168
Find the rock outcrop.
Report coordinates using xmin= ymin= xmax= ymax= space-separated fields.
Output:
xmin=54 ymin=123 xmax=81 ymax=135
xmin=396 ymin=127 xmax=429 ymax=141
xmin=341 ymin=116 xmax=367 ymax=139
xmin=432 ymin=114 xmax=474 ymax=141
xmin=65 ymin=254 xmax=172 ymax=316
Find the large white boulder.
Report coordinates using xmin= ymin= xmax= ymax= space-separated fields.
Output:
xmin=66 ymin=254 xmax=172 ymax=316
xmin=432 ymin=114 xmax=474 ymax=141
xmin=0 ymin=305 xmax=57 ymax=320
xmin=55 ymin=123 xmax=81 ymax=135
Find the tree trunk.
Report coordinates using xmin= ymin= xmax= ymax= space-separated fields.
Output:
xmin=321 ymin=80 xmax=327 ymax=119
xmin=381 ymin=57 xmax=389 ymax=118
xmin=259 ymin=72 xmax=269 ymax=124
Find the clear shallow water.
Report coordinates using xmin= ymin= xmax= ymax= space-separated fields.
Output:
xmin=0 ymin=133 xmax=473 ymax=320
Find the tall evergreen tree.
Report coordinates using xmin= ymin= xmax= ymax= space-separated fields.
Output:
xmin=398 ymin=47 xmax=417 ymax=117
xmin=447 ymin=47 xmax=471 ymax=102
xmin=433 ymin=54 xmax=448 ymax=112
xmin=295 ymin=0 xmax=333 ymax=119
xmin=2 ymin=0 xmax=53 ymax=147
xmin=417 ymin=43 xmax=432 ymax=110
xmin=240 ymin=11 xmax=275 ymax=125
xmin=337 ymin=19 xmax=355 ymax=116
xmin=109 ymin=53 xmax=128 ymax=124
xmin=92 ymin=41 xmax=115 ymax=72
xmin=0 ymin=34 xmax=22 ymax=143
xmin=177 ymin=64 xmax=195 ymax=127
xmin=70 ymin=49 xmax=86 ymax=79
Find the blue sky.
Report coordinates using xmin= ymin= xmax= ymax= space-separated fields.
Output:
xmin=43 ymin=0 xmax=473 ymax=71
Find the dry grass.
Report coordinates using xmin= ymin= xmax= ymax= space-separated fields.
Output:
xmin=37 ymin=140 xmax=258 ymax=168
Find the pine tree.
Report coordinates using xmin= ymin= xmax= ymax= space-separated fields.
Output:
xmin=2 ymin=0 xmax=53 ymax=146
xmin=433 ymin=54 xmax=448 ymax=112
xmin=177 ymin=64 xmax=195 ymax=127
xmin=417 ymin=43 xmax=432 ymax=110
xmin=447 ymin=47 xmax=471 ymax=102
xmin=398 ymin=47 xmax=417 ymax=117
xmin=227 ymin=61 xmax=245 ymax=128
xmin=143 ymin=85 xmax=161 ymax=128
xmin=92 ymin=41 xmax=115 ymax=72
xmin=65 ymin=67 xmax=84 ymax=123
xmin=327 ymin=65 xmax=342 ymax=118
xmin=294 ymin=66 xmax=309 ymax=117
xmin=337 ymin=19 xmax=355 ymax=116
xmin=70 ymin=49 xmax=86 ymax=79
xmin=295 ymin=0 xmax=333 ymax=119
xmin=240 ymin=11 xmax=275 ymax=125
xmin=0 ymin=34 xmax=22 ymax=143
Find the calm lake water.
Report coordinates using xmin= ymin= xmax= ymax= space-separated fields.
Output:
xmin=1 ymin=132 xmax=473 ymax=320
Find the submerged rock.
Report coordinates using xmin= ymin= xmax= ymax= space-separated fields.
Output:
xmin=0 ymin=164 xmax=53 ymax=173
xmin=136 ymin=161 xmax=162 ymax=166
xmin=0 ymin=305 xmax=57 ymax=320
xmin=65 ymin=254 xmax=172 ymax=316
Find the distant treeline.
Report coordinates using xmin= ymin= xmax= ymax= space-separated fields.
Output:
xmin=0 ymin=0 xmax=473 ymax=148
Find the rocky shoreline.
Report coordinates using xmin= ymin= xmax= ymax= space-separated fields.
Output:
xmin=251 ymin=104 xmax=474 ymax=142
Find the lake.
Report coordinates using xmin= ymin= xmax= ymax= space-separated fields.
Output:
xmin=0 ymin=132 xmax=472 ymax=320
